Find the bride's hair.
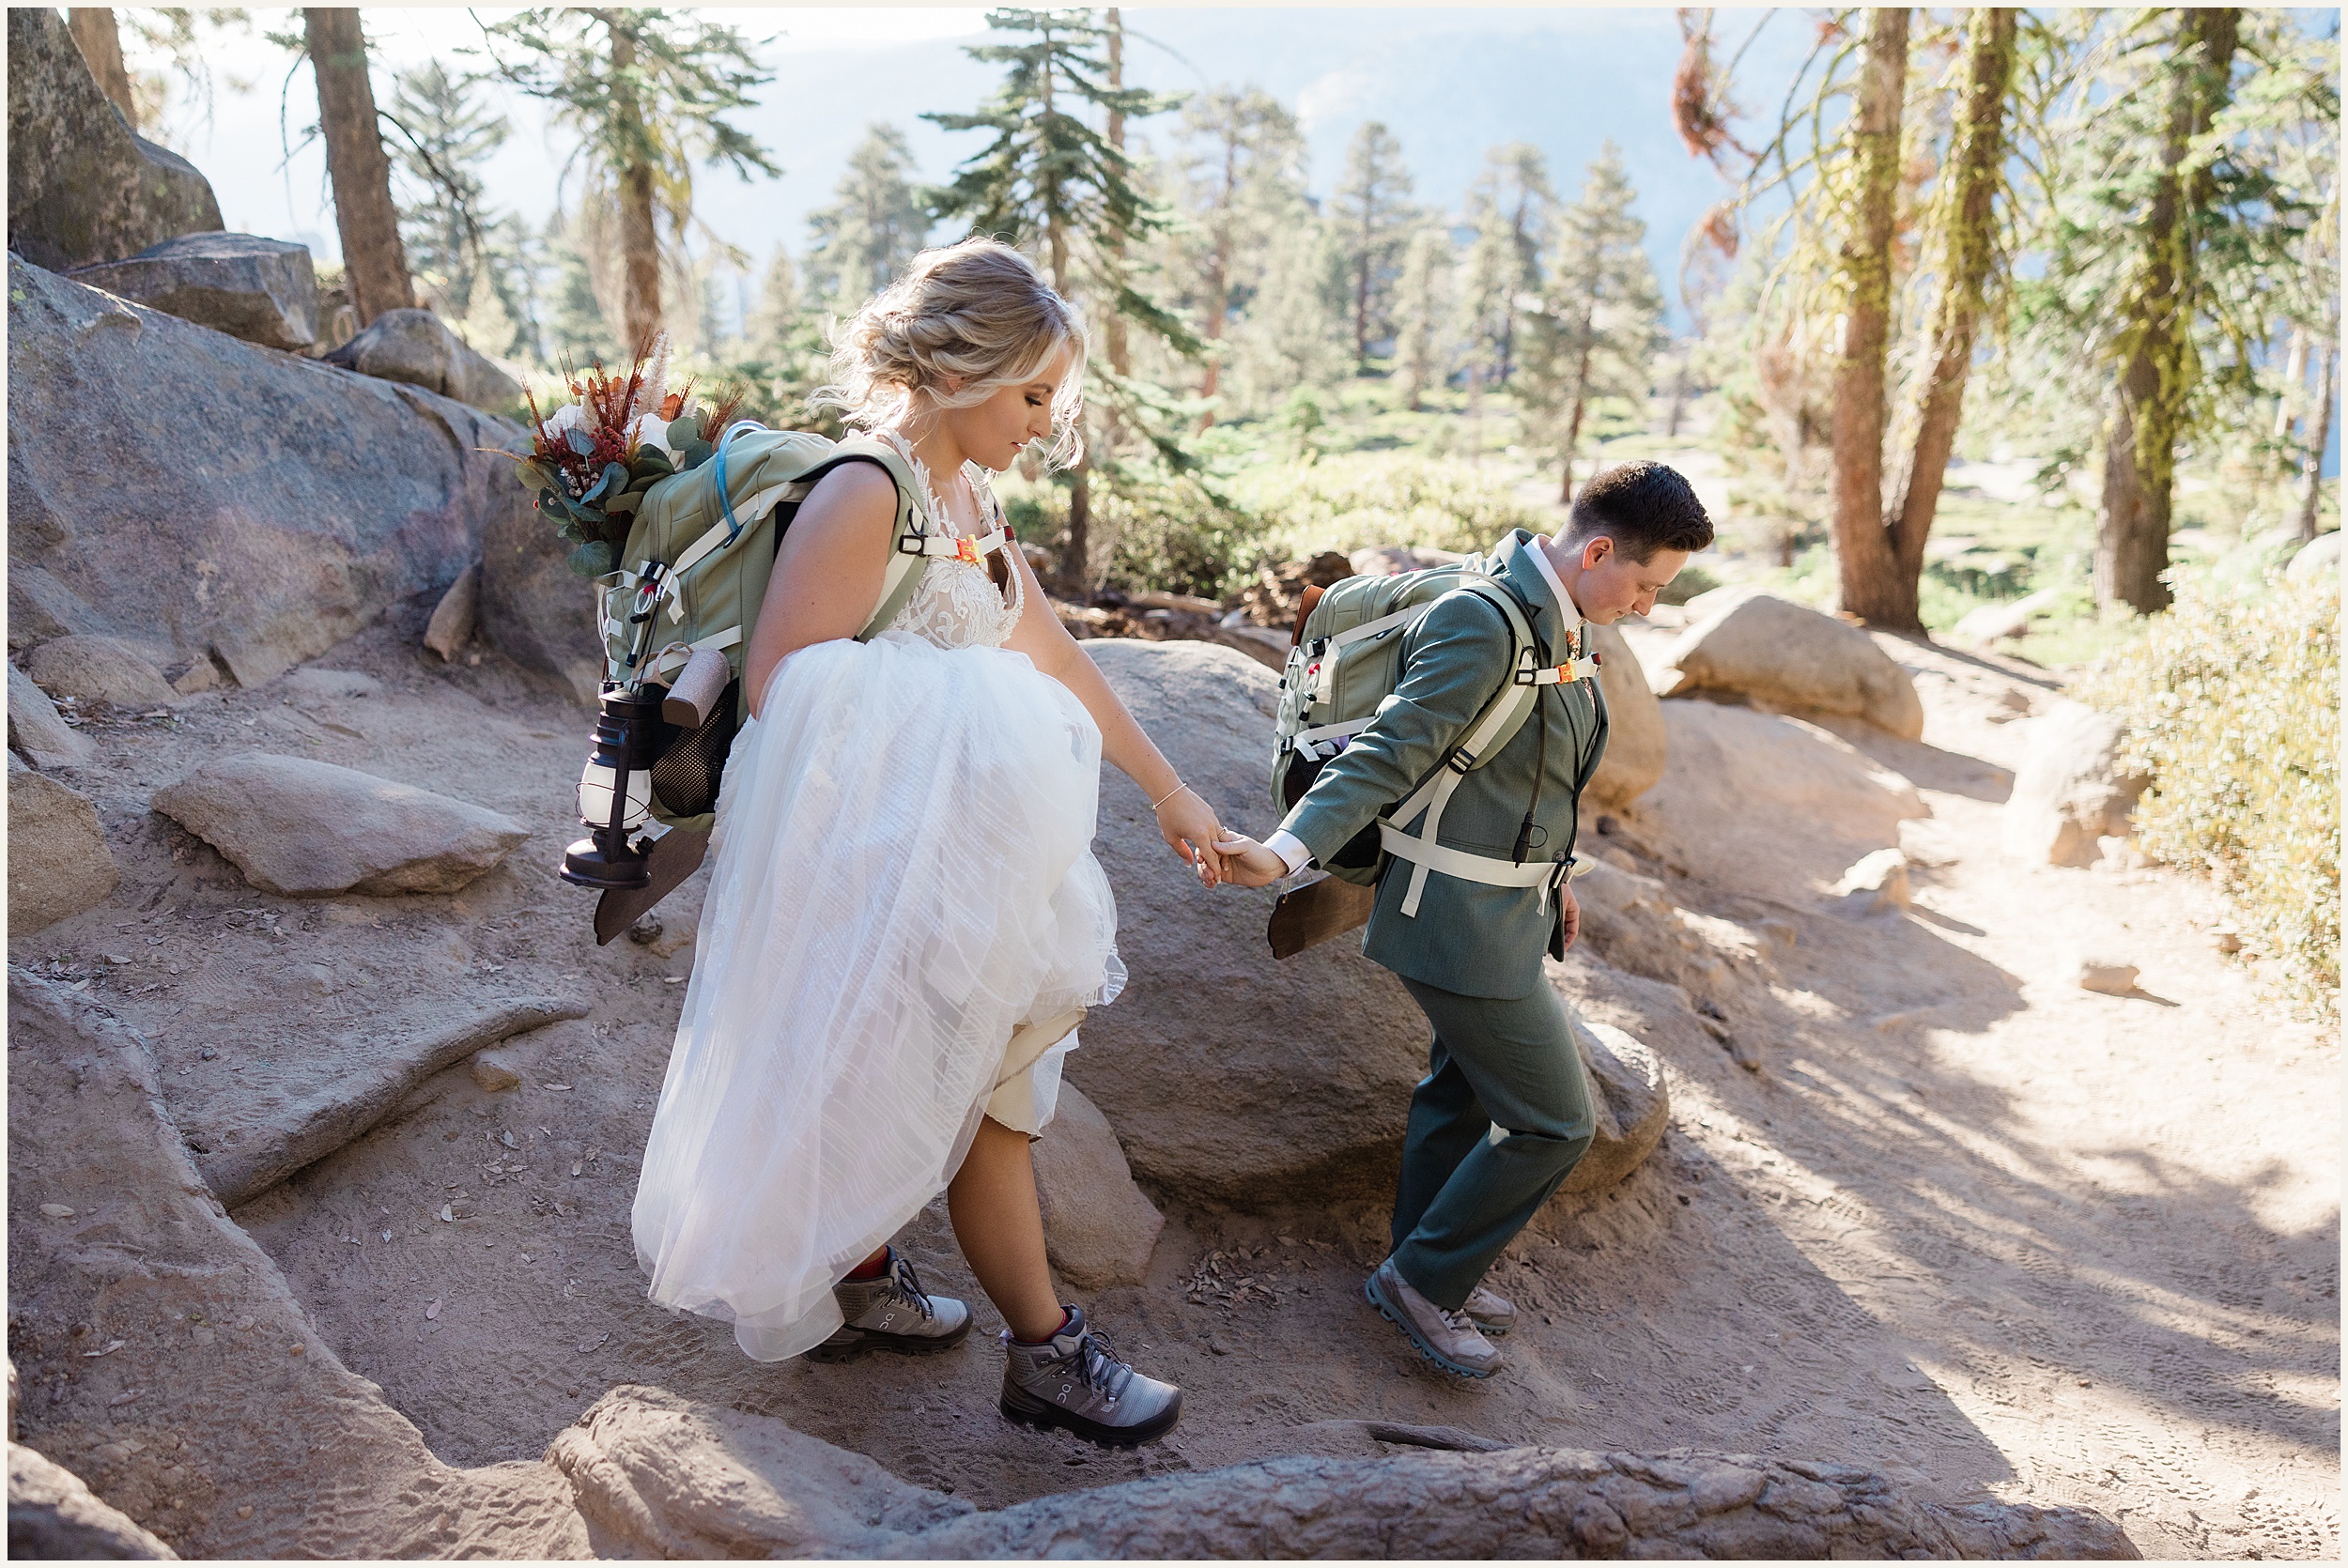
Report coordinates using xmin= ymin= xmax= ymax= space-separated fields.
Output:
xmin=814 ymin=237 xmax=1088 ymax=470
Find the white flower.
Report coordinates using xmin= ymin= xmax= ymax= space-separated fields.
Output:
xmin=627 ymin=409 xmax=676 ymax=457
xmin=542 ymin=401 xmax=585 ymax=437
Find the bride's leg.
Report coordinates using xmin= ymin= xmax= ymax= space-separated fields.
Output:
xmin=945 ymin=1115 xmax=1064 ymax=1341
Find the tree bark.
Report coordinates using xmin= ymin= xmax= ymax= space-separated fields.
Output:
xmin=607 ymin=23 xmax=661 ymax=353
xmin=1829 ymin=6 xmax=1909 ymax=624
xmin=1559 ymin=314 xmax=1596 ymax=504
xmin=2097 ymin=8 xmax=2239 ymax=614
xmin=1873 ymin=6 xmax=2018 ymax=630
xmin=68 ymin=9 xmax=135 ymax=129
xmin=2299 ymin=346 xmax=2337 ymax=543
xmin=305 ymin=8 xmax=414 ymax=326
xmin=1198 ymin=134 xmax=1236 ymax=423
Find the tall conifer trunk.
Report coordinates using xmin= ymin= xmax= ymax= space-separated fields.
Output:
xmin=305 ymin=8 xmax=414 ymax=326
xmin=2299 ymin=346 xmax=2338 ymax=543
xmin=67 ymin=9 xmax=135 ymax=128
xmin=1828 ymin=6 xmax=1908 ymax=623
xmin=1866 ymin=6 xmax=2018 ymax=631
xmin=608 ymin=21 xmax=662 ymax=351
xmin=2099 ymin=8 xmax=2239 ymax=614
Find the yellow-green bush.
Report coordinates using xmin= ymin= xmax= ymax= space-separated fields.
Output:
xmin=1231 ymin=453 xmax=1555 ymax=563
xmin=2079 ymin=565 xmax=2340 ymax=1021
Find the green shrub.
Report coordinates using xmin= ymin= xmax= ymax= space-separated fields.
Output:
xmin=1656 ymin=563 xmax=1721 ymax=605
xmin=1230 ymin=453 xmax=1554 ymax=562
xmin=2079 ymin=565 xmax=2340 ymax=1021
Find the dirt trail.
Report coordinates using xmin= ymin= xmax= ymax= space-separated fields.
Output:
xmin=19 ymin=595 xmax=2335 ymax=1559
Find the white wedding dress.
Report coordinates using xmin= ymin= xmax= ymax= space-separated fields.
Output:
xmin=631 ymin=447 xmax=1124 ymax=1361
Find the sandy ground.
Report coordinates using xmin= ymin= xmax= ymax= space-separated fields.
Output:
xmin=17 ymin=592 xmax=2336 ymax=1559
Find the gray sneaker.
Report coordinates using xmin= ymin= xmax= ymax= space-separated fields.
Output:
xmin=1364 ymin=1257 xmax=1502 ymax=1377
xmin=998 ymin=1305 xmax=1182 ymax=1448
xmin=1463 ymin=1282 xmax=1516 ymax=1337
xmin=806 ymin=1248 xmax=972 ymax=1362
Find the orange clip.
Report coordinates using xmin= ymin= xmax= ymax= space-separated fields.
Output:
xmin=953 ymin=537 xmax=984 ymax=566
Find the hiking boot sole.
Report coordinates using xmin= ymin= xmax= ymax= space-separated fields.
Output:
xmin=998 ymin=1384 xmax=1182 ymax=1449
xmin=804 ymin=1315 xmax=972 ymax=1363
xmin=1362 ymin=1274 xmax=1497 ymax=1379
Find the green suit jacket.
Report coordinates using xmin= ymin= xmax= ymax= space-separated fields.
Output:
xmin=1276 ymin=530 xmax=1609 ymax=999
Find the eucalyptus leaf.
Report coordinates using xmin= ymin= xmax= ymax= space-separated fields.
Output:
xmin=605 ymin=492 xmax=642 ymax=518
xmin=666 ymin=416 xmax=702 ymax=448
xmin=678 ymin=439 xmax=715 ymax=471
xmin=567 ymin=541 xmax=618 ymax=578
xmin=564 ymin=427 xmax=596 ymax=457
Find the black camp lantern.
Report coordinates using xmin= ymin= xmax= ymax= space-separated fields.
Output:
xmin=561 ymin=685 xmax=665 ymax=890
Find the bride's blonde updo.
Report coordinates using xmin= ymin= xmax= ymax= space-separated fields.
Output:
xmin=815 ymin=237 xmax=1089 ymax=470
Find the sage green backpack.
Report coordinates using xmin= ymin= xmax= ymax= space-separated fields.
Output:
xmin=1270 ymin=556 xmax=1564 ymax=910
xmin=595 ymin=423 xmax=1002 ymax=832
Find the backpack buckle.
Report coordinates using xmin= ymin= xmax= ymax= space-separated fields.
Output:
xmin=897 ymin=531 xmax=930 ymax=556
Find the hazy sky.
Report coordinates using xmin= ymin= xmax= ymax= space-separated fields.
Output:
xmin=153 ymin=4 xmax=1816 ymax=329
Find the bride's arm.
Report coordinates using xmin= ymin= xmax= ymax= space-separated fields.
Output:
xmin=738 ymin=464 xmax=898 ymax=721
xmin=1001 ymin=549 xmax=1228 ymax=885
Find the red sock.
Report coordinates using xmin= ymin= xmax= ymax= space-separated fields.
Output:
xmin=845 ymin=1249 xmax=890 ymax=1281
xmin=1012 ymin=1308 xmax=1074 ymax=1345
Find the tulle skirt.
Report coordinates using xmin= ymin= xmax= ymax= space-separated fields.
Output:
xmin=631 ymin=631 xmax=1124 ymax=1360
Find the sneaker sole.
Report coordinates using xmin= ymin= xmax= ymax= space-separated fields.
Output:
xmin=998 ymin=1384 xmax=1182 ymax=1449
xmin=1362 ymin=1274 xmax=1498 ymax=1379
xmin=803 ymin=1315 xmax=973 ymax=1363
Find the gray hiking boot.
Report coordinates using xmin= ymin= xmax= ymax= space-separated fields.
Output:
xmin=806 ymin=1248 xmax=972 ymax=1362
xmin=998 ymin=1305 xmax=1182 ymax=1448
xmin=1364 ymin=1257 xmax=1502 ymax=1377
xmin=1463 ymin=1282 xmax=1516 ymax=1337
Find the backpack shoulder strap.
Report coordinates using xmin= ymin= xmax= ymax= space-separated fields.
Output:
xmin=821 ymin=435 xmax=945 ymax=641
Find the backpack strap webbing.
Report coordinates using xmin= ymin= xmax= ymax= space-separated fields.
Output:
xmin=1378 ymin=577 xmax=1565 ymax=918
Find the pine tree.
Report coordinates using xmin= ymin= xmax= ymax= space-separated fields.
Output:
xmin=1332 ymin=121 xmax=1415 ymax=371
xmin=1458 ymin=143 xmax=1555 ymax=388
xmin=804 ymin=123 xmax=931 ymax=312
xmin=479 ymin=9 xmax=779 ymax=350
xmin=304 ymin=8 xmax=414 ymax=325
xmin=1541 ymin=142 xmax=1662 ymax=501
xmin=385 ymin=59 xmax=506 ymax=321
xmin=1168 ymin=86 xmax=1306 ymax=421
xmin=744 ymin=246 xmax=801 ymax=362
xmin=926 ymin=6 xmax=1194 ymax=591
xmin=546 ymin=210 xmax=618 ymax=366
xmin=1393 ymin=224 xmax=1456 ymax=411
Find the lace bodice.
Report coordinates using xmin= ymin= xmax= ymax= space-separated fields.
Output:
xmin=877 ymin=433 xmax=1024 ymax=652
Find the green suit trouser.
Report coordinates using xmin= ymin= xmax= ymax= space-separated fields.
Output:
xmin=1390 ymin=978 xmax=1597 ymax=1312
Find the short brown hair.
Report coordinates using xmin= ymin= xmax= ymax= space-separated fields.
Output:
xmin=1564 ymin=461 xmax=1713 ymax=561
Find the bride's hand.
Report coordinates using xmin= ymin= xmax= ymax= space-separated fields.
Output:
xmin=1155 ymin=787 xmax=1227 ymax=887
xmin=1213 ymin=832 xmax=1292 ymax=888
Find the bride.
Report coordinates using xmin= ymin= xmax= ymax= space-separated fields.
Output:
xmin=630 ymin=238 xmax=1217 ymax=1448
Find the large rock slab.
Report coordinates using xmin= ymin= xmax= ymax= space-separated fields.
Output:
xmin=1032 ymin=1082 xmax=1164 ymax=1290
xmin=8 ymin=663 xmax=96 ymax=769
xmin=152 ymin=753 xmax=530 ymax=898
xmin=1585 ymin=622 xmax=1665 ymax=808
xmin=322 ymin=308 xmax=523 ymax=411
xmin=1077 ymin=639 xmax=1662 ymax=1207
xmin=546 ymin=1385 xmax=972 ymax=1559
xmin=1637 ymin=701 xmax=1927 ymax=906
xmin=1558 ymin=1018 xmax=1669 ymax=1196
xmin=2286 ymin=530 xmax=2340 ymax=584
xmin=24 ymin=635 xmax=178 ymax=709
xmin=480 ymin=495 xmax=604 ymax=705
xmin=2002 ymin=700 xmax=2147 ymax=869
xmin=9 ymin=1439 xmax=179 ymax=1558
xmin=1653 ymin=590 xmax=1924 ymax=739
xmin=173 ymin=995 xmax=591 ymax=1207
xmin=8 ymin=773 xmax=118 ymax=935
xmin=66 ymin=233 xmax=318 ymax=351
xmin=550 ymin=1386 xmax=2136 ymax=1560
xmin=4 ymin=969 xmax=591 ymax=1558
xmin=8 ymin=256 xmax=529 ymax=688
xmin=5 ymin=8 xmax=223 ymax=273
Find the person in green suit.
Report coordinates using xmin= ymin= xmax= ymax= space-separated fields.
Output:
xmin=1219 ymin=461 xmax=1713 ymax=1377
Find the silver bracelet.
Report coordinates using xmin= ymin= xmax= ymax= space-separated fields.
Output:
xmin=1150 ymin=781 xmax=1191 ymax=811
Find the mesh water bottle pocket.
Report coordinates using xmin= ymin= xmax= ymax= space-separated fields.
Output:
xmin=649 ymin=680 xmax=739 ymax=819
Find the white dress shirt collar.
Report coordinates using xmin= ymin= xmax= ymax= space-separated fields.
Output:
xmin=1506 ymin=530 xmax=1584 ymax=632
